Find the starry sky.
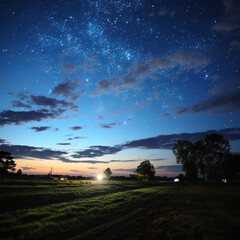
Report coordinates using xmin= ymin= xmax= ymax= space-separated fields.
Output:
xmin=0 ymin=0 xmax=240 ymax=177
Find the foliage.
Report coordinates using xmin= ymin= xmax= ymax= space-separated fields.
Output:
xmin=17 ymin=169 xmax=23 ymax=175
xmin=135 ymin=160 xmax=155 ymax=181
xmin=103 ymin=168 xmax=112 ymax=179
xmin=173 ymin=134 xmax=232 ymax=181
xmin=0 ymin=151 xmax=16 ymax=175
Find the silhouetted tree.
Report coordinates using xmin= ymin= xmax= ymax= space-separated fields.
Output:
xmin=17 ymin=169 xmax=22 ymax=176
xmin=173 ymin=134 xmax=232 ymax=182
xmin=103 ymin=168 xmax=112 ymax=179
xmin=173 ymin=140 xmax=198 ymax=180
xmin=135 ymin=160 xmax=155 ymax=181
xmin=222 ymin=153 xmax=240 ymax=182
xmin=202 ymin=134 xmax=230 ymax=182
xmin=0 ymin=151 xmax=16 ymax=177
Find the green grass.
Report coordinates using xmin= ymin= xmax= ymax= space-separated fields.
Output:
xmin=1 ymin=181 xmax=240 ymax=240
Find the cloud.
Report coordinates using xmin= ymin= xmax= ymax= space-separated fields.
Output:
xmin=96 ymin=115 xmax=104 ymax=120
xmin=21 ymin=167 xmax=36 ymax=170
xmin=123 ymin=128 xmax=240 ymax=150
xmin=1 ymin=129 xmax=239 ymax=164
xmin=68 ymin=128 xmax=240 ymax=159
xmin=168 ymin=52 xmax=209 ymax=71
xmin=12 ymin=100 xmax=31 ymax=109
xmin=113 ymin=168 xmax=136 ymax=172
xmin=30 ymin=95 xmax=79 ymax=111
xmin=69 ymin=126 xmax=84 ymax=131
xmin=0 ymin=138 xmax=8 ymax=144
xmin=57 ymin=143 xmax=71 ymax=146
xmin=70 ymin=169 xmax=83 ymax=173
xmin=67 ymin=137 xmax=87 ymax=140
xmin=209 ymin=79 xmax=240 ymax=96
xmin=156 ymin=165 xmax=183 ymax=172
xmin=98 ymin=122 xmax=118 ymax=129
xmin=79 ymin=56 xmax=99 ymax=72
xmin=0 ymin=143 xmax=68 ymax=162
xmin=30 ymin=126 xmax=51 ymax=132
xmin=0 ymin=109 xmax=65 ymax=126
xmin=72 ymin=145 xmax=122 ymax=159
xmin=212 ymin=0 xmax=240 ymax=32
xmin=161 ymin=113 xmax=170 ymax=118
xmin=98 ymin=119 xmax=132 ymax=129
xmin=52 ymin=80 xmax=84 ymax=101
xmin=91 ymin=52 xmax=209 ymax=96
xmin=61 ymin=63 xmax=76 ymax=72
xmin=176 ymin=90 xmax=240 ymax=114
xmin=88 ymin=167 xmax=98 ymax=169
xmin=231 ymin=39 xmax=240 ymax=49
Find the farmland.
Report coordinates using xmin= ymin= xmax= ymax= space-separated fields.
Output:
xmin=0 ymin=180 xmax=240 ymax=240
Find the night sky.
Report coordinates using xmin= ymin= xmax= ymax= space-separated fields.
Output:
xmin=1 ymin=0 xmax=240 ymax=177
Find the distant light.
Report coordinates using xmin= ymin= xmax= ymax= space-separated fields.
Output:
xmin=222 ymin=178 xmax=227 ymax=183
xmin=174 ymin=178 xmax=180 ymax=182
xmin=97 ymin=174 xmax=103 ymax=180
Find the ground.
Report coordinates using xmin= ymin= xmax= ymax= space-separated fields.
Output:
xmin=0 ymin=180 xmax=240 ymax=240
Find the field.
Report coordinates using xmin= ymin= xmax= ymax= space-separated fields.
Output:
xmin=0 ymin=180 xmax=240 ymax=240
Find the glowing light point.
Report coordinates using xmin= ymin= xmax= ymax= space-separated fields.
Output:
xmin=97 ymin=174 xmax=103 ymax=180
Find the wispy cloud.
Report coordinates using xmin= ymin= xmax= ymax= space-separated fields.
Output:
xmin=30 ymin=126 xmax=58 ymax=132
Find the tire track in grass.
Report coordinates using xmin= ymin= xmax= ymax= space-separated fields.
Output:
xmin=68 ymin=187 xmax=179 ymax=240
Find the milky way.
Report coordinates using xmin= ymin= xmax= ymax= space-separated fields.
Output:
xmin=0 ymin=0 xmax=240 ymax=176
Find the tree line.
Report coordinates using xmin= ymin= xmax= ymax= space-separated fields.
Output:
xmin=173 ymin=133 xmax=240 ymax=182
xmin=1 ymin=133 xmax=239 ymax=182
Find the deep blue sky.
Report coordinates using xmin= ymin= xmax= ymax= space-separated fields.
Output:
xmin=0 ymin=0 xmax=240 ymax=177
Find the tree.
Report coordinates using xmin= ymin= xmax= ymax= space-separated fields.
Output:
xmin=173 ymin=134 xmax=232 ymax=182
xmin=135 ymin=160 xmax=155 ymax=181
xmin=173 ymin=140 xmax=198 ymax=180
xmin=17 ymin=169 xmax=22 ymax=176
xmin=0 ymin=151 xmax=16 ymax=176
xmin=202 ymin=134 xmax=230 ymax=182
xmin=103 ymin=168 xmax=112 ymax=179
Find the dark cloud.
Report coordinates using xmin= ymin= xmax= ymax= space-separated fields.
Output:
xmin=124 ymin=128 xmax=240 ymax=150
xmin=61 ymin=63 xmax=76 ymax=72
xmin=161 ymin=113 xmax=170 ymax=118
xmin=88 ymin=167 xmax=98 ymax=169
xmin=208 ymin=79 xmax=240 ymax=96
xmin=91 ymin=53 xmax=209 ymax=96
xmin=156 ymin=165 xmax=183 ymax=172
xmin=52 ymin=80 xmax=84 ymax=101
xmin=72 ymin=145 xmax=122 ymax=159
xmin=0 ymin=109 xmax=65 ymax=126
xmin=67 ymin=136 xmax=87 ymax=140
xmin=0 ymin=144 xmax=68 ymax=162
xmin=68 ymin=128 xmax=240 ymax=159
xmin=113 ymin=168 xmax=136 ymax=172
xmin=79 ymin=56 xmax=99 ymax=72
xmin=57 ymin=143 xmax=71 ymax=146
xmin=99 ymin=122 xmax=118 ymax=129
xmin=96 ymin=115 xmax=104 ymax=120
xmin=30 ymin=126 xmax=51 ymax=132
xmin=70 ymin=169 xmax=83 ymax=173
xmin=12 ymin=100 xmax=31 ymax=109
xmin=69 ymin=126 xmax=83 ymax=131
xmin=231 ymin=39 xmax=240 ymax=49
xmin=98 ymin=119 xmax=132 ymax=129
xmin=110 ymin=158 xmax=165 ymax=163
xmin=0 ymin=138 xmax=8 ymax=144
xmin=30 ymin=95 xmax=79 ymax=111
xmin=176 ymin=90 xmax=240 ymax=114
xmin=212 ymin=0 xmax=240 ymax=32
xmin=168 ymin=52 xmax=209 ymax=71
xmin=21 ymin=167 xmax=36 ymax=170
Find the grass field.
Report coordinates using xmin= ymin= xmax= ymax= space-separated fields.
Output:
xmin=0 ymin=180 xmax=240 ymax=240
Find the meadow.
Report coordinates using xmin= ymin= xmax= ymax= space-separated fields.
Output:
xmin=0 ymin=180 xmax=240 ymax=240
